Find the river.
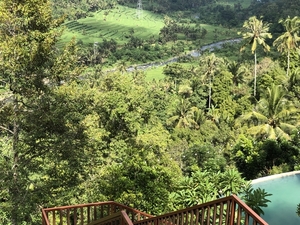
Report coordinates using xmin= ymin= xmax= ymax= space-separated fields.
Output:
xmin=124 ymin=38 xmax=242 ymax=72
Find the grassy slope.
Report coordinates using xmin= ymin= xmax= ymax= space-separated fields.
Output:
xmin=144 ymin=66 xmax=165 ymax=81
xmin=59 ymin=3 xmax=248 ymax=80
xmin=59 ymin=5 xmax=165 ymax=47
xmin=144 ymin=61 xmax=199 ymax=82
xmin=59 ymin=5 xmax=238 ymax=47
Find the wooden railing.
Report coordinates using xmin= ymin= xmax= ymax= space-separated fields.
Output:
xmin=42 ymin=201 xmax=153 ymax=225
xmin=87 ymin=211 xmax=134 ymax=225
xmin=133 ymin=195 xmax=268 ymax=225
xmin=42 ymin=195 xmax=268 ymax=225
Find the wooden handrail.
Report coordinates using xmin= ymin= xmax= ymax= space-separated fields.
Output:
xmin=87 ymin=211 xmax=123 ymax=225
xmin=231 ymin=195 xmax=266 ymax=223
xmin=121 ymin=211 xmax=135 ymax=225
xmin=42 ymin=196 xmax=268 ymax=225
xmin=133 ymin=195 xmax=268 ymax=225
xmin=41 ymin=208 xmax=50 ymax=225
xmin=43 ymin=201 xmax=152 ymax=217
xmin=42 ymin=201 xmax=153 ymax=225
xmin=87 ymin=211 xmax=134 ymax=225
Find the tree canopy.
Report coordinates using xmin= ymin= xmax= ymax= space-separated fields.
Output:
xmin=1 ymin=0 xmax=300 ymax=224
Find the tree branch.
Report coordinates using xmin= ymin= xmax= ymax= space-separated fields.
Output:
xmin=0 ymin=125 xmax=14 ymax=135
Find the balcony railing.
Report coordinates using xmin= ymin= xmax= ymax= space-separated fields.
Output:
xmin=42 ymin=195 xmax=268 ymax=225
xmin=133 ymin=195 xmax=268 ymax=225
xmin=42 ymin=201 xmax=153 ymax=225
xmin=87 ymin=211 xmax=134 ymax=225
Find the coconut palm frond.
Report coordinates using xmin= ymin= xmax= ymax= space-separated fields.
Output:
xmin=275 ymin=127 xmax=291 ymax=140
xmin=252 ymin=111 xmax=268 ymax=122
xmin=248 ymin=124 xmax=269 ymax=137
xmin=189 ymin=107 xmax=206 ymax=127
xmin=268 ymin=127 xmax=277 ymax=139
xmin=166 ymin=115 xmax=180 ymax=127
xmin=238 ymin=112 xmax=255 ymax=122
xmin=279 ymin=122 xmax=297 ymax=134
xmin=176 ymin=117 xmax=189 ymax=129
xmin=277 ymin=107 xmax=296 ymax=119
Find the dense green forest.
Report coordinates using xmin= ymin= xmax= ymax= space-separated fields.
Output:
xmin=52 ymin=0 xmax=300 ymax=67
xmin=1 ymin=0 xmax=300 ymax=224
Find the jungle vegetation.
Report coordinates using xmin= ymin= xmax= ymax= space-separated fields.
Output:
xmin=1 ymin=0 xmax=300 ymax=224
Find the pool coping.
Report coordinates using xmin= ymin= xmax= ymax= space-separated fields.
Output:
xmin=251 ymin=170 xmax=300 ymax=184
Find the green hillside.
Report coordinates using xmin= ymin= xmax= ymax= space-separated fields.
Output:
xmin=59 ymin=6 xmax=165 ymax=46
xmin=59 ymin=5 xmax=238 ymax=48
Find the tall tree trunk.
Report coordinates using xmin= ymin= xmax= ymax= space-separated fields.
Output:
xmin=208 ymin=75 xmax=212 ymax=109
xmin=287 ymin=49 xmax=290 ymax=77
xmin=254 ymin=51 xmax=257 ymax=97
xmin=10 ymin=96 xmax=20 ymax=225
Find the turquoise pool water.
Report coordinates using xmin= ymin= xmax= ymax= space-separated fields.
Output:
xmin=252 ymin=172 xmax=300 ymax=225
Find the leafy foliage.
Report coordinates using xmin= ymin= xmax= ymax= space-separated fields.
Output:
xmin=297 ymin=203 xmax=300 ymax=217
xmin=1 ymin=1 xmax=300 ymax=223
xmin=168 ymin=168 xmax=251 ymax=210
xmin=52 ymin=0 xmax=117 ymax=19
xmin=243 ymin=187 xmax=272 ymax=216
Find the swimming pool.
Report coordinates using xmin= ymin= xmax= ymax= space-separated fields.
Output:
xmin=252 ymin=171 xmax=300 ymax=225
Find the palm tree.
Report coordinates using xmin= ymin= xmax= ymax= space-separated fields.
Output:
xmin=226 ymin=61 xmax=251 ymax=86
xmin=167 ymin=98 xmax=204 ymax=129
xmin=238 ymin=84 xmax=299 ymax=140
xmin=273 ymin=16 xmax=300 ymax=76
xmin=226 ymin=61 xmax=240 ymax=85
xmin=289 ymin=67 xmax=300 ymax=88
xmin=178 ymin=84 xmax=193 ymax=98
xmin=207 ymin=104 xmax=220 ymax=125
xmin=167 ymin=98 xmax=191 ymax=129
xmin=200 ymin=53 xmax=223 ymax=109
xmin=239 ymin=16 xmax=272 ymax=97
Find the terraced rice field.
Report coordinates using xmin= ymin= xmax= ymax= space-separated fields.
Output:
xmin=59 ymin=5 xmax=165 ymax=47
xmin=58 ymin=5 xmax=239 ymax=49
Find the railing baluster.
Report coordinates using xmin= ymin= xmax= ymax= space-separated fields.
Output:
xmin=212 ymin=204 xmax=217 ymax=225
xmin=101 ymin=205 xmax=104 ymax=218
xmin=185 ymin=211 xmax=188 ymax=225
xmin=74 ymin=208 xmax=78 ymax=225
xmin=52 ymin=210 xmax=56 ymax=225
xmin=80 ymin=207 xmax=84 ymax=225
xmin=42 ymin=196 xmax=268 ymax=225
xmin=218 ymin=203 xmax=223 ymax=225
xmin=88 ymin=206 xmax=91 ymax=223
xmin=230 ymin=199 xmax=236 ymax=225
xmin=200 ymin=207 xmax=204 ymax=225
xmin=194 ymin=209 xmax=198 ymax=225
xmin=131 ymin=210 xmax=135 ymax=222
xmin=94 ymin=205 xmax=97 ymax=220
xmin=173 ymin=214 xmax=176 ymax=225
xmin=236 ymin=205 xmax=241 ymax=225
xmin=190 ymin=209 xmax=194 ymax=225
xmin=59 ymin=209 xmax=63 ymax=225
xmin=112 ymin=203 xmax=115 ymax=214
xmin=206 ymin=206 xmax=210 ymax=225
xmin=244 ymin=212 xmax=249 ymax=225
xmin=67 ymin=209 xmax=70 ymax=225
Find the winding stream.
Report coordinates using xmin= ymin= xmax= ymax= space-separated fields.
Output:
xmin=125 ymin=38 xmax=242 ymax=72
